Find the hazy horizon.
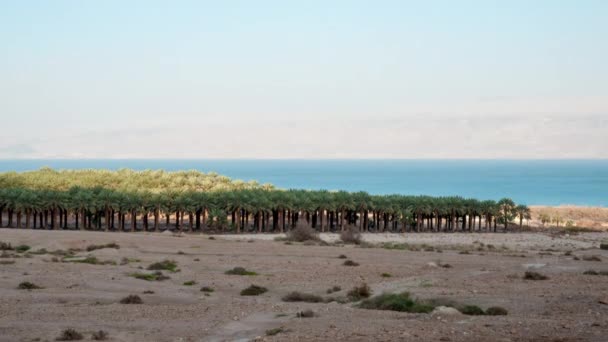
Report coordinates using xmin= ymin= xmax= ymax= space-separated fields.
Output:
xmin=1 ymin=1 xmax=607 ymax=159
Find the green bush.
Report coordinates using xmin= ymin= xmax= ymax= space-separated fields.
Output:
xmin=225 ymin=267 xmax=257 ymax=275
xmin=147 ymin=260 xmax=179 ymax=272
xmin=460 ymin=305 xmax=485 ymax=315
xmin=358 ymin=292 xmax=434 ymax=313
xmin=15 ymin=245 xmax=30 ymax=253
xmin=240 ymin=285 xmax=268 ymax=296
xmin=183 ymin=280 xmax=197 ymax=286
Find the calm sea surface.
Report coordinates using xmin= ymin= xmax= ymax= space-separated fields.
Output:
xmin=0 ymin=159 xmax=606 ymax=206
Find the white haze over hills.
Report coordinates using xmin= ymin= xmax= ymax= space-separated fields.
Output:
xmin=1 ymin=113 xmax=606 ymax=159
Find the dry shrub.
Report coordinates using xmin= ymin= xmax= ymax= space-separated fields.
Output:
xmin=91 ymin=330 xmax=109 ymax=341
xmin=485 ymin=306 xmax=508 ymax=315
xmin=18 ymin=281 xmax=42 ymax=290
xmin=343 ymin=260 xmax=359 ymax=266
xmin=524 ymin=271 xmax=548 ymax=280
xmin=282 ymin=291 xmax=324 ymax=303
xmin=286 ymin=224 xmax=320 ymax=242
xmin=340 ymin=226 xmax=362 ymax=245
xmin=120 ymin=295 xmax=143 ymax=304
xmin=347 ymin=283 xmax=371 ymax=301
xmin=297 ymin=309 xmax=315 ymax=318
xmin=56 ymin=329 xmax=83 ymax=341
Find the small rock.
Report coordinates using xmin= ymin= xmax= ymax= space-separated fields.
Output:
xmin=432 ymin=306 xmax=461 ymax=316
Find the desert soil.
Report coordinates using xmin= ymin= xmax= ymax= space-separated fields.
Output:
xmin=1 ymin=229 xmax=608 ymax=342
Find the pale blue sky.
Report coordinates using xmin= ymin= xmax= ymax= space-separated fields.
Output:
xmin=1 ymin=1 xmax=607 ymax=158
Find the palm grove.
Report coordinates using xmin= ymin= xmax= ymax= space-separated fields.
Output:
xmin=0 ymin=168 xmax=531 ymax=233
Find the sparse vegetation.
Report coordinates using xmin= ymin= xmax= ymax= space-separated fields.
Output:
xmin=15 ymin=245 xmax=30 ymax=253
xmin=343 ymin=260 xmax=359 ymax=266
xmin=120 ymin=294 xmax=143 ymax=304
xmin=130 ymin=271 xmax=170 ymax=281
xmin=286 ymin=224 xmax=320 ymax=242
xmin=265 ymin=327 xmax=285 ymax=336
xmin=240 ymin=285 xmax=268 ymax=296
xmin=340 ymin=226 xmax=362 ymax=244
xmin=600 ymin=243 xmax=608 ymax=250
xmin=460 ymin=305 xmax=485 ymax=315
xmin=359 ymin=292 xmax=434 ymax=313
xmin=524 ymin=271 xmax=549 ymax=280
xmin=0 ymin=260 xmax=16 ymax=265
xmin=18 ymin=281 xmax=43 ymax=290
xmin=183 ymin=280 xmax=197 ymax=286
xmin=297 ymin=309 xmax=315 ymax=318
xmin=338 ymin=254 xmax=347 ymax=259
xmin=200 ymin=286 xmax=214 ymax=292
xmin=91 ymin=330 xmax=109 ymax=341
xmin=326 ymin=285 xmax=341 ymax=294
xmin=147 ymin=260 xmax=179 ymax=272
xmin=381 ymin=273 xmax=392 ymax=277
xmin=485 ymin=306 xmax=509 ymax=315
xmin=56 ymin=328 xmax=83 ymax=341
xmin=583 ymin=270 xmax=608 ymax=276
xmin=347 ymin=283 xmax=372 ymax=301
xmin=63 ymin=256 xmax=116 ymax=265
xmin=0 ymin=241 xmax=14 ymax=250
xmin=86 ymin=243 xmax=119 ymax=251
xmin=225 ymin=266 xmax=257 ymax=276
xmin=282 ymin=291 xmax=324 ymax=303
xmin=120 ymin=257 xmax=140 ymax=265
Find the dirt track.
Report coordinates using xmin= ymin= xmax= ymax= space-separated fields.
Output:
xmin=1 ymin=229 xmax=607 ymax=341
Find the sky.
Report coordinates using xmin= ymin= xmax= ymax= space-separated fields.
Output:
xmin=0 ymin=0 xmax=607 ymax=159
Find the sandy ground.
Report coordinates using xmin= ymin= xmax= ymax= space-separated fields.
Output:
xmin=1 ymin=229 xmax=608 ymax=342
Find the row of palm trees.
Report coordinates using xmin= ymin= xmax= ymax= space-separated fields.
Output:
xmin=0 ymin=187 xmax=531 ymax=233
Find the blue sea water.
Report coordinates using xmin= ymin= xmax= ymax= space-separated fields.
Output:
xmin=0 ymin=159 xmax=607 ymax=206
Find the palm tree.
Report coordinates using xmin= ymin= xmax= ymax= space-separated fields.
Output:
xmin=515 ymin=204 xmax=531 ymax=229
xmin=497 ymin=198 xmax=516 ymax=231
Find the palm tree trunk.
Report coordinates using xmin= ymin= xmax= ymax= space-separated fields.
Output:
xmin=154 ymin=209 xmax=159 ymax=231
